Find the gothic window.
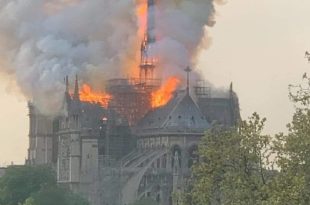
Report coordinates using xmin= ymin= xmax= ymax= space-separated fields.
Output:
xmin=188 ymin=145 xmax=199 ymax=168
xmin=171 ymin=145 xmax=181 ymax=169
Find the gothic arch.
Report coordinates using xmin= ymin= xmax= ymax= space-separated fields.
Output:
xmin=171 ymin=144 xmax=182 ymax=169
xmin=121 ymin=150 xmax=168 ymax=204
xmin=188 ymin=144 xmax=198 ymax=168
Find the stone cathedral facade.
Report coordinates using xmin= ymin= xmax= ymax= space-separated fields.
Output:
xmin=26 ymin=76 xmax=240 ymax=205
xmin=26 ymin=2 xmax=240 ymax=204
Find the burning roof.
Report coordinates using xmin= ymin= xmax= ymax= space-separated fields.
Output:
xmin=0 ymin=0 xmax=222 ymax=115
xmin=135 ymin=91 xmax=210 ymax=135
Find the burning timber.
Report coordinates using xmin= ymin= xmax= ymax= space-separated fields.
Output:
xmin=107 ymin=77 xmax=161 ymax=126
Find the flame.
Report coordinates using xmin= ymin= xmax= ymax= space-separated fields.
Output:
xmin=136 ymin=0 xmax=148 ymax=38
xmin=119 ymin=0 xmax=148 ymax=78
xmin=79 ymin=84 xmax=111 ymax=108
xmin=152 ymin=77 xmax=181 ymax=108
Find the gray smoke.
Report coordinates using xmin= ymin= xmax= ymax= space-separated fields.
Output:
xmin=151 ymin=0 xmax=222 ymax=81
xmin=0 ymin=0 xmax=222 ymax=114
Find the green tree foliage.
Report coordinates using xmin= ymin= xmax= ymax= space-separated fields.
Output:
xmin=25 ymin=186 xmax=68 ymax=205
xmin=65 ymin=192 xmax=90 ymax=205
xmin=266 ymin=75 xmax=310 ymax=205
xmin=190 ymin=113 xmax=273 ymax=205
xmin=130 ymin=198 xmax=158 ymax=205
xmin=0 ymin=165 xmax=55 ymax=205
xmin=0 ymin=165 xmax=89 ymax=205
xmin=23 ymin=186 xmax=89 ymax=205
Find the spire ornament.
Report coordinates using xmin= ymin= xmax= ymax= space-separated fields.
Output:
xmin=73 ymin=75 xmax=80 ymax=101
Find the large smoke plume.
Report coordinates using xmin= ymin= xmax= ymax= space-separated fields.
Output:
xmin=0 ymin=0 xmax=222 ymax=114
xmin=149 ymin=0 xmax=220 ymax=79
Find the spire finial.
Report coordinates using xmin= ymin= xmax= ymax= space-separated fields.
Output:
xmin=73 ymin=75 xmax=80 ymax=101
xmin=139 ymin=0 xmax=156 ymax=83
xmin=185 ymin=66 xmax=192 ymax=95
xmin=65 ymin=76 xmax=69 ymax=94
xmin=64 ymin=75 xmax=71 ymax=103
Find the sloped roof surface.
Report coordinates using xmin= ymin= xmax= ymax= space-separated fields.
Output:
xmin=136 ymin=92 xmax=210 ymax=134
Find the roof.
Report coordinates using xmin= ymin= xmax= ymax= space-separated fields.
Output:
xmin=135 ymin=92 xmax=210 ymax=136
xmin=197 ymin=91 xmax=240 ymax=127
xmin=63 ymin=98 xmax=128 ymax=130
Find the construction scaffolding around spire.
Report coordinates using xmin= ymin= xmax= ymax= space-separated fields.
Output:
xmin=140 ymin=0 xmax=157 ymax=83
xmin=107 ymin=0 xmax=161 ymax=126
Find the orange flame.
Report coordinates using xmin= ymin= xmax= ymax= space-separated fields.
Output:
xmin=120 ymin=0 xmax=147 ymax=78
xmin=136 ymin=0 xmax=148 ymax=38
xmin=79 ymin=84 xmax=111 ymax=108
xmin=152 ymin=77 xmax=181 ymax=108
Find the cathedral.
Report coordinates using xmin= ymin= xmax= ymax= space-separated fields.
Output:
xmin=26 ymin=75 xmax=239 ymax=205
xmin=26 ymin=1 xmax=240 ymax=205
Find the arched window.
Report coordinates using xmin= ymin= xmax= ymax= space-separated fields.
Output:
xmin=188 ymin=145 xmax=199 ymax=168
xmin=171 ymin=145 xmax=182 ymax=169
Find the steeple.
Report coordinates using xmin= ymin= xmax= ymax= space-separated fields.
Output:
xmin=63 ymin=75 xmax=71 ymax=104
xmin=184 ymin=66 xmax=192 ymax=96
xmin=73 ymin=75 xmax=80 ymax=101
xmin=140 ymin=0 xmax=156 ymax=82
xmin=65 ymin=75 xmax=69 ymax=94
xmin=229 ymin=82 xmax=235 ymax=99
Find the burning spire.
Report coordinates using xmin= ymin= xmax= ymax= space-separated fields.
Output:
xmin=0 ymin=0 xmax=222 ymax=114
xmin=140 ymin=0 xmax=157 ymax=82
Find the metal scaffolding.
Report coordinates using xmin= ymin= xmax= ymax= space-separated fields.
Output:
xmin=107 ymin=78 xmax=161 ymax=126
